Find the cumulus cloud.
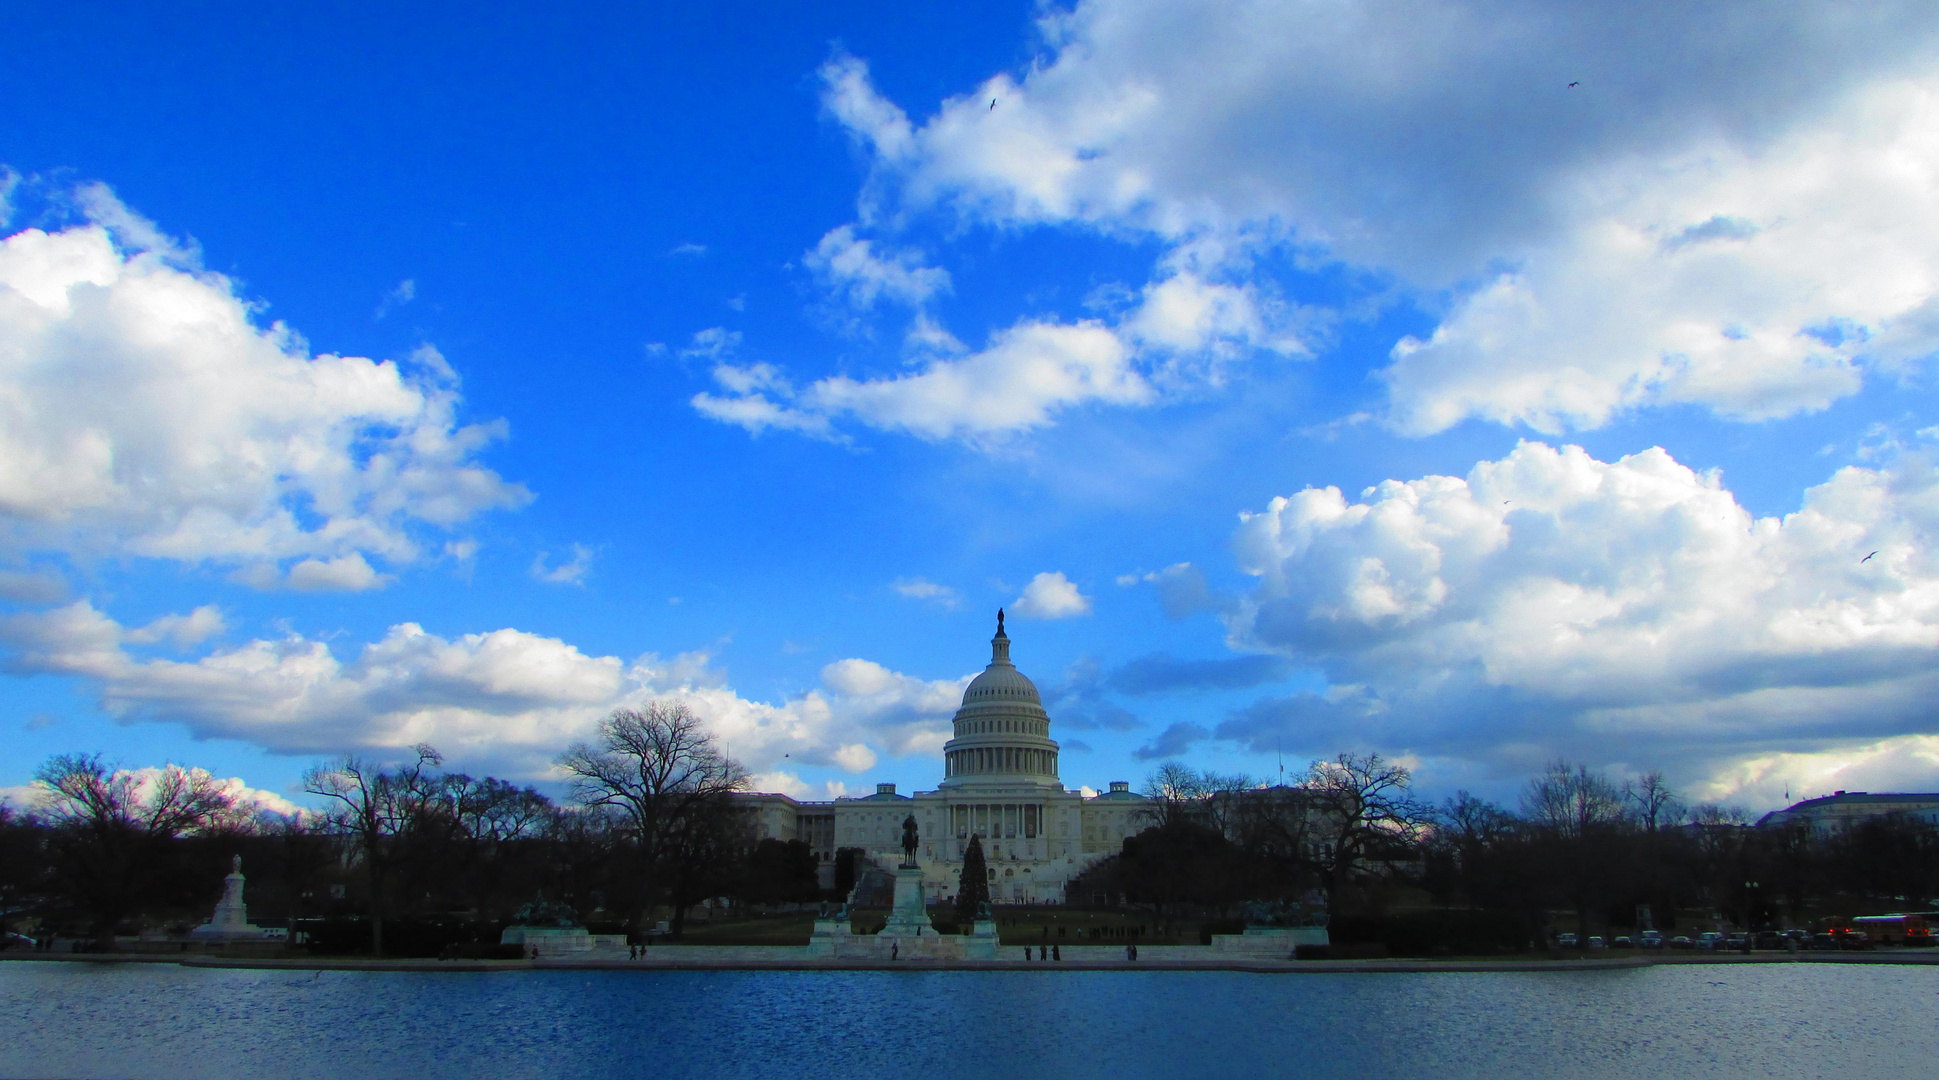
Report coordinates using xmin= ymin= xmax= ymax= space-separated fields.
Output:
xmin=1220 ymin=440 xmax=1939 ymax=802
xmin=805 ymin=225 xmax=950 ymax=310
xmin=818 ymin=5 xmax=1939 ymax=434
xmin=1011 ymin=571 xmax=1092 ymax=619
xmin=1383 ymin=78 xmax=1939 ymax=433
xmin=0 ymin=188 xmax=529 ymax=586
xmin=0 ymin=600 xmax=971 ymax=780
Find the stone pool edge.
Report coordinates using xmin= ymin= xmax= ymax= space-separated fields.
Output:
xmin=7 ymin=952 xmax=1938 ymax=974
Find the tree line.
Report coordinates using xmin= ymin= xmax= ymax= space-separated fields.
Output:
xmin=1078 ymin=755 xmax=1939 ymax=950
xmin=8 ymin=714 xmax=1938 ymax=955
xmin=2 ymin=703 xmax=822 ymax=953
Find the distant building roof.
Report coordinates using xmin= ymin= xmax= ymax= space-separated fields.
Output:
xmin=1759 ymin=790 xmax=1939 ymax=829
xmin=1783 ymin=791 xmax=1939 ymax=808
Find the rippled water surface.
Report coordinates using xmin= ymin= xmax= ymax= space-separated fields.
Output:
xmin=2 ymin=961 xmax=1933 ymax=1080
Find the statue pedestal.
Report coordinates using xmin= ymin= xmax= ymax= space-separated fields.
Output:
xmin=1211 ymin=926 xmax=1330 ymax=955
xmin=190 ymin=859 xmax=270 ymax=943
xmin=500 ymin=925 xmax=595 ymax=958
xmin=806 ymin=917 xmax=851 ymax=958
xmin=878 ymin=865 xmax=937 ymax=940
xmin=964 ymin=918 xmax=1000 ymax=959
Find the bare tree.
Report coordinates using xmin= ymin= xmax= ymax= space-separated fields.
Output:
xmin=1625 ymin=772 xmax=1685 ymax=834
xmin=1138 ymin=763 xmax=1252 ymax=832
xmin=555 ymin=702 xmax=748 ymax=933
xmin=1523 ymin=761 xmax=1629 ymax=943
xmin=1303 ymin=752 xmax=1429 ymax=903
xmin=302 ymin=744 xmax=445 ymax=955
xmin=1523 ymin=760 xmax=1626 ymax=839
xmin=33 ymin=754 xmax=241 ymax=944
xmin=36 ymin=755 xmax=242 ymax=836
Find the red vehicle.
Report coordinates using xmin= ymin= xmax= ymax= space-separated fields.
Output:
xmin=1851 ymin=914 xmax=1933 ymax=946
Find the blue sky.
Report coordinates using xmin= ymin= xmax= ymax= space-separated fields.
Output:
xmin=7 ymin=0 xmax=1939 ymax=814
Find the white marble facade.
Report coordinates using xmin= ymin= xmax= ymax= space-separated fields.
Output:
xmin=739 ymin=615 xmax=1148 ymax=905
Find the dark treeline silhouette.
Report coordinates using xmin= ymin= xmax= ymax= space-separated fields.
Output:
xmin=8 ymin=728 xmax=1939 ymax=957
xmin=2 ymin=703 xmax=819 ymax=955
xmin=1071 ymin=756 xmax=1939 ymax=954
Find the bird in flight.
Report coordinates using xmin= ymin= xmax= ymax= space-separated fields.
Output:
xmin=990 ymin=98 xmax=997 ymax=110
xmin=1568 ymin=81 xmax=1579 ymax=88
xmin=1862 ymin=551 xmax=1878 ymax=563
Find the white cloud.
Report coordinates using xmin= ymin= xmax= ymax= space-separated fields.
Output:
xmin=7 ymin=764 xmax=299 ymax=819
xmin=892 ymin=577 xmax=959 ymax=607
xmin=1221 ymin=440 xmax=1939 ymax=803
xmin=286 ymin=553 xmax=392 ymax=592
xmin=1382 ymin=77 xmax=1939 ymax=433
xmin=531 ymin=544 xmax=594 ymax=586
xmin=125 ymin=605 xmax=224 ymax=648
xmin=1012 ymin=571 xmax=1092 ymax=619
xmin=819 ymin=5 xmax=1939 ymax=434
xmin=1699 ymin=735 xmax=1939 ymax=809
xmin=669 ymin=242 xmax=707 ymax=257
xmin=0 ymin=191 xmax=528 ymax=585
xmin=680 ymin=327 xmax=741 ymax=361
xmin=805 ymin=225 xmax=950 ymax=309
xmin=696 ymin=318 xmax=1148 ymax=441
xmin=0 ymin=600 xmax=971 ymax=780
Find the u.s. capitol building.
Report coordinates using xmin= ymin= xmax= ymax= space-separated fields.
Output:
xmin=738 ymin=613 xmax=1146 ymax=904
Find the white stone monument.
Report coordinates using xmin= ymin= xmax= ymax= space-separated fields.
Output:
xmin=190 ymin=856 xmax=271 ymax=943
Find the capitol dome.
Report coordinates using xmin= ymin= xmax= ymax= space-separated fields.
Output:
xmin=939 ymin=611 xmax=1061 ymax=791
xmin=961 ymin=655 xmax=1041 ymax=706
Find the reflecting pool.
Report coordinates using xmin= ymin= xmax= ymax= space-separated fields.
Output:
xmin=2 ymin=961 xmax=1930 ymax=1079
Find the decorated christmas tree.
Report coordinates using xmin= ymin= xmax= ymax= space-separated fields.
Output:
xmin=955 ymin=834 xmax=991 ymax=927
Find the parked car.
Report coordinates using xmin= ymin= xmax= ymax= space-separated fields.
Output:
xmin=1556 ymin=933 xmax=1579 ymax=948
xmin=1587 ymin=936 xmax=1606 ymax=950
xmin=1670 ymin=935 xmax=1695 ymax=949
xmin=1696 ymin=932 xmax=1725 ymax=950
xmin=1724 ymin=933 xmax=1749 ymax=951
xmin=1611 ymin=936 xmax=1633 ymax=949
xmin=1755 ymin=931 xmax=1788 ymax=950
xmin=1638 ymin=931 xmax=1664 ymax=949
xmin=1 ymin=932 xmax=34 ymax=951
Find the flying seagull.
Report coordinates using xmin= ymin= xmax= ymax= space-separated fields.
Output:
xmin=1568 ymin=81 xmax=1579 ymax=88
xmin=990 ymin=98 xmax=997 ymax=110
xmin=1862 ymin=551 xmax=1878 ymax=563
